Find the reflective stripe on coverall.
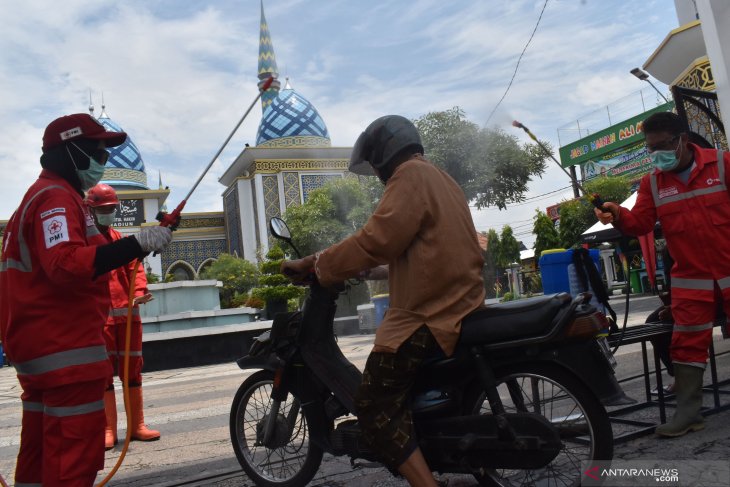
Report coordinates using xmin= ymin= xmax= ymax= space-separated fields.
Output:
xmin=0 ymin=170 xmax=112 ymax=485
xmin=616 ymin=146 xmax=730 ymax=366
xmin=102 ymin=226 xmax=148 ymax=386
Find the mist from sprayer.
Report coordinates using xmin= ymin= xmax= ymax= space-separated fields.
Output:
xmin=488 ymin=109 xmax=517 ymax=131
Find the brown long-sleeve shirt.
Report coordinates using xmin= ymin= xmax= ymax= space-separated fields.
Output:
xmin=314 ymin=156 xmax=485 ymax=356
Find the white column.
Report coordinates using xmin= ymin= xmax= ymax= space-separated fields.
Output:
xmin=236 ymin=180 xmax=258 ymax=263
xmin=143 ymin=197 xmax=161 ymax=225
xmin=254 ymin=173 xmax=269 ymax=257
xmin=507 ymin=263 xmax=522 ymax=297
xmin=696 ymin=1 xmax=730 ymax=121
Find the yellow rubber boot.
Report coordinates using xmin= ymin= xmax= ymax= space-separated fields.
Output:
xmin=104 ymin=389 xmax=118 ymax=450
xmin=128 ymin=386 xmax=161 ymax=441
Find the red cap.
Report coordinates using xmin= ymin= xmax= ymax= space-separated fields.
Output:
xmin=42 ymin=113 xmax=127 ymax=151
xmin=86 ymin=183 xmax=119 ymax=207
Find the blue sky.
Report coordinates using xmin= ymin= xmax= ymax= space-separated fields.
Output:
xmin=0 ymin=0 xmax=679 ymax=247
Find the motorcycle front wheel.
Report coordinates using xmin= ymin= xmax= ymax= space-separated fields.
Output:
xmin=471 ymin=362 xmax=613 ymax=487
xmin=230 ymin=370 xmax=323 ymax=487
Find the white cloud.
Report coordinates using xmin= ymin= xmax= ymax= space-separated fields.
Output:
xmin=0 ymin=0 xmax=678 ymax=254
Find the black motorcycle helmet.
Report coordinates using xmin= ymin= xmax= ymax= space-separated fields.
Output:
xmin=349 ymin=115 xmax=424 ymax=181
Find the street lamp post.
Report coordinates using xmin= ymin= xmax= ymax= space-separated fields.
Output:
xmin=631 ymin=67 xmax=670 ymax=103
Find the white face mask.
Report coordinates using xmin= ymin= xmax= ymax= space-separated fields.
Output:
xmin=95 ymin=209 xmax=117 ymax=227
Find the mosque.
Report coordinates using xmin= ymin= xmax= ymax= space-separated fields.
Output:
xmin=1 ymin=3 xmax=352 ymax=281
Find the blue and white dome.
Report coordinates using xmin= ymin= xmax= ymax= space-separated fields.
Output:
xmin=256 ymin=80 xmax=331 ymax=148
xmin=98 ymin=110 xmax=148 ymax=189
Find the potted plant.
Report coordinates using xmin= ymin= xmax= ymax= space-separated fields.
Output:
xmin=250 ymin=245 xmax=305 ymax=319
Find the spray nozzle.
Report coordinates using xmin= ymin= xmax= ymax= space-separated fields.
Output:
xmin=587 ymin=193 xmax=606 ymax=210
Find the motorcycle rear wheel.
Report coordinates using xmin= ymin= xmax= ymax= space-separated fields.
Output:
xmin=230 ymin=370 xmax=323 ymax=487
xmin=471 ymin=362 xmax=613 ymax=487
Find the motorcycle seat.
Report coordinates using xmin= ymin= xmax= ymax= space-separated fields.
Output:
xmin=459 ymin=293 xmax=571 ymax=346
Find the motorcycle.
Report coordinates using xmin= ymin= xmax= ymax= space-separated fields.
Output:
xmin=230 ymin=217 xmax=620 ymax=487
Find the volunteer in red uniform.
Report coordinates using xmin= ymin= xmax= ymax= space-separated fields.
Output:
xmin=86 ymin=183 xmax=160 ymax=450
xmin=595 ymin=111 xmax=730 ymax=437
xmin=0 ymin=113 xmax=173 ymax=486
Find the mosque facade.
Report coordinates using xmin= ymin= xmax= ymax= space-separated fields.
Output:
xmin=0 ymin=3 xmax=354 ymax=280
xmin=30 ymin=2 xmax=353 ymax=281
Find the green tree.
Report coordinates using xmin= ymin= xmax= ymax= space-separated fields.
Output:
xmin=200 ymin=253 xmax=259 ymax=309
xmin=284 ymin=177 xmax=376 ymax=256
xmin=532 ymin=208 xmax=561 ymax=259
xmin=414 ymin=107 xmax=549 ymax=209
xmin=498 ymin=225 xmax=520 ymax=268
xmin=283 ymin=178 xmax=377 ymax=315
xmin=250 ymin=245 xmax=305 ymax=316
xmin=558 ymin=176 xmax=632 ymax=248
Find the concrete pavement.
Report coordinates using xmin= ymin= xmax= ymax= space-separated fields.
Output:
xmin=2 ymin=293 xmax=730 ymax=486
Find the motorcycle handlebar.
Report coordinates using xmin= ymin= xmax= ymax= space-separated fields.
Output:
xmin=282 ymin=267 xmax=318 ymax=286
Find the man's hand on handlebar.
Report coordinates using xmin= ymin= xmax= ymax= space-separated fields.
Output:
xmin=281 ymin=254 xmax=317 ymax=284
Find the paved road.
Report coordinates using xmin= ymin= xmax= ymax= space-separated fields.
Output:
xmin=2 ymin=293 xmax=730 ymax=486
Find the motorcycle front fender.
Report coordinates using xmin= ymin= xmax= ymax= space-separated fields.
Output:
xmin=236 ymin=353 xmax=280 ymax=372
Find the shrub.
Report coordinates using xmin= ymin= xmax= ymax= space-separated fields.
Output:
xmin=250 ymin=245 xmax=305 ymax=304
xmin=200 ymin=254 xmax=259 ymax=308
xmin=242 ymin=296 xmax=264 ymax=309
xmin=500 ymin=291 xmax=515 ymax=302
xmin=146 ymin=272 xmax=161 ymax=284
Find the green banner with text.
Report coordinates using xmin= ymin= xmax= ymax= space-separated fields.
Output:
xmin=558 ymin=101 xmax=674 ymax=168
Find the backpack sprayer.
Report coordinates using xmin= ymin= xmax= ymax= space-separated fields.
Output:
xmin=95 ymin=76 xmax=274 ymax=487
xmin=511 ymin=120 xmax=631 ymax=352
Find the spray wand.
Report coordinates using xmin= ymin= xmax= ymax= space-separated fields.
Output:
xmin=512 ymin=120 xmax=606 ymax=210
xmin=157 ymin=76 xmax=275 ymax=228
xmin=95 ymin=76 xmax=274 ymax=487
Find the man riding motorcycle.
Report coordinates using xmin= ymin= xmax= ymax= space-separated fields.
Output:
xmin=282 ymin=115 xmax=485 ymax=487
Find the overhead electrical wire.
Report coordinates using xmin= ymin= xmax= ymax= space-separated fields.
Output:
xmin=484 ymin=0 xmax=550 ymax=127
xmin=471 ymin=184 xmax=573 ymax=213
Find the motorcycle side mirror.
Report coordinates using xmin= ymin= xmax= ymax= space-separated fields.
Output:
xmin=269 ymin=217 xmax=302 ymax=258
xmin=269 ymin=217 xmax=292 ymax=241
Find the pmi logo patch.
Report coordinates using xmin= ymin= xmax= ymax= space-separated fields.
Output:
xmin=43 ymin=215 xmax=70 ymax=249
xmin=60 ymin=127 xmax=83 ymax=140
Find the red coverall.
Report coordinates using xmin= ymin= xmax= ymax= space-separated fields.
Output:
xmin=103 ymin=227 xmax=148 ymax=386
xmin=0 ymin=170 xmax=112 ymax=486
xmin=615 ymin=145 xmax=730 ymax=367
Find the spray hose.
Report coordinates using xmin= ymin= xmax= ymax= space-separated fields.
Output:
xmin=511 ymin=119 xmax=631 ymax=351
xmin=95 ymin=259 xmax=141 ymax=487
xmin=93 ymin=74 xmax=275 ymax=487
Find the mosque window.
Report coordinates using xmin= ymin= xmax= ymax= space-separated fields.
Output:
xmin=167 ymin=261 xmax=195 ymax=281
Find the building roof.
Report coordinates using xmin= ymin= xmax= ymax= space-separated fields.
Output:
xmin=97 ymin=108 xmax=149 ymax=190
xmin=643 ymin=20 xmax=705 ymax=84
xmin=256 ymin=80 xmax=331 ymax=148
xmin=218 ymin=145 xmax=352 ymax=187
xmin=254 ymin=2 xmax=330 ymax=148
